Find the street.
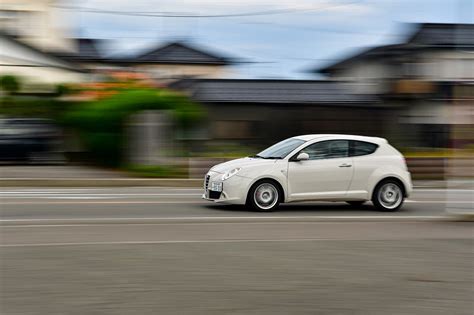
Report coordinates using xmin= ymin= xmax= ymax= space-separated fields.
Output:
xmin=1 ymin=187 xmax=473 ymax=314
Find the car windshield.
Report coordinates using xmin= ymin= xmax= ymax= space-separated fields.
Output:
xmin=253 ymin=138 xmax=306 ymax=159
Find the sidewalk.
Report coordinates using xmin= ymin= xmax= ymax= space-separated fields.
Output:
xmin=0 ymin=165 xmax=472 ymax=188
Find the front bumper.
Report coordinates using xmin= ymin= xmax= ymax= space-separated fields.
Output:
xmin=202 ymin=171 xmax=251 ymax=205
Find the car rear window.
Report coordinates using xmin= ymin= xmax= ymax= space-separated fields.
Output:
xmin=350 ymin=141 xmax=378 ymax=157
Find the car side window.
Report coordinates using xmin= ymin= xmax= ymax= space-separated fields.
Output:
xmin=350 ymin=141 xmax=378 ymax=157
xmin=300 ymin=140 xmax=349 ymax=160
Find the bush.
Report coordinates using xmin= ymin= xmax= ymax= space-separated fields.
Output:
xmin=65 ymin=88 xmax=204 ymax=167
xmin=0 ymin=96 xmax=70 ymax=120
xmin=55 ymin=84 xmax=71 ymax=96
xmin=0 ymin=75 xmax=20 ymax=94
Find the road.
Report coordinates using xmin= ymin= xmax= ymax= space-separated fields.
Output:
xmin=1 ymin=187 xmax=473 ymax=314
xmin=1 ymin=187 xmax=472 ymax=221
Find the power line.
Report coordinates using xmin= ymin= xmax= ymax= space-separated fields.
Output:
xmin=240 ymin=22 xmax=403 ymax=37
xmin=55 ymin=1 xmax=362 ymax=19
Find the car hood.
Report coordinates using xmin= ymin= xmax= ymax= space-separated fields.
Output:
xmin=210 ymin=157 xmax=279 ymax=174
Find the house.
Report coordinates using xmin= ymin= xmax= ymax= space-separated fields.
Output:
xmin=316 ymin=23 xmax=474 ymax=91
xmin=0 ymin=0 xmax=86 ymax=85
xmin=171 ymin=79 xmax=398 ymax=147
xmin=312 ymin=23 xmax=474 ymax=149
xmin=112 ymin=41 xmax=234 ymax=82
xmin=50 ymin=38 xmax=109 ymax=70
xmin=0 ymin=0 xmax=76 ymax=53
xmin=0 ymin=32 xmax=86 ymax=86
xmin=0 ymin=1 xmax=236 ymax=85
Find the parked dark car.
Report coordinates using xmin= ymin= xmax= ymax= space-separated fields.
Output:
xmin=0 ymin=118 xmax=63 ymax=163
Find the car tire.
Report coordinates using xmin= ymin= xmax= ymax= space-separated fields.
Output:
xmin=372 ymin=179 xmax=405 ymax=212
xmin=247 ymin=180 xmax=281 ymax=212
xmin=346 ymin=201 xmax=365 ymax=207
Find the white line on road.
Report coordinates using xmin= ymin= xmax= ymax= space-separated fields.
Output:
xmin=0 ymin=215 xmax=446 ymax=224
xmin=1 ymin=220 xmax=445 ymax=228
xmin=0 ymin=237 xmax=424 ymax=247
xmin=1 ymin=200 xmax=205 ymax=205
xmin=1 ymin=199 xmax=471 ymax=205
xmin=0 ymin=193 xmax=201 ymax=196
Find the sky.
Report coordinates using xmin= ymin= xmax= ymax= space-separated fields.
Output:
xmin=62 ymin=0 xmax=473 ymax=79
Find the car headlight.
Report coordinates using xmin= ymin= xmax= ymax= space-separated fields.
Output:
xmin=221 ymin=167 xmax=241 ymax=181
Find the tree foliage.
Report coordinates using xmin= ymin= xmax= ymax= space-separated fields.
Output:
xmin=65 ymin=88 xmax=204 ymax=166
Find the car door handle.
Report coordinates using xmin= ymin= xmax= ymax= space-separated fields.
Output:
xmin=339 ymin=163 xmax=352 ymax=168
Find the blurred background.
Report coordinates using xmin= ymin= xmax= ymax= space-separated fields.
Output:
xmin=0 ymin=0 xmax=472 ymax=180
xmin=1 ymin=1 xmax=473 ymax=315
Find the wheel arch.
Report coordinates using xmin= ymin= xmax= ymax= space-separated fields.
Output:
xmin=246 ymin=177 xmax=286 ymax=204
xmin=371 ymin=176 xmax=407 ymax=199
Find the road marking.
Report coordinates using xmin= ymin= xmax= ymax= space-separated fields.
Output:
xmin=1 ymin=200 xmax=205 ymax=205
xmin=2 ymin=199 xmax=470 ymax=205
xmin=0 ymin=215 xmax=446 ymax=224
xmin=1 ymin=220 xmax=445 ymax=228
xmin=0 ymin=193 xmax=201 ymax=196
xmin=406 ymin=200 xmax=472 ymax=204
xmin=0 ymin=237 xmax=419 ymax=247
xmin=414 ymin=189 xmax=474 ymax=192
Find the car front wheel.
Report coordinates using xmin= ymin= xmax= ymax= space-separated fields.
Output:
xmin=247 ymin=180 xmax=280 ymax=212
xmin=372 ymin=179 xmax=404 ymax=212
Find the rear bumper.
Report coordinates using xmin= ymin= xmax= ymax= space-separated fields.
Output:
xmin=403 ymin=171 xmax=413 ymax=197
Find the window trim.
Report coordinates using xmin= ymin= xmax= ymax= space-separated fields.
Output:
xmin=349 ymin=140 xmax=379 ymax=157
xmin=289 ymin=139 xmax=350 ymax=161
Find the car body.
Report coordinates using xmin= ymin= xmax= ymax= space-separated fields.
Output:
xmin=203 ymin=134 xmax=412 ymax=211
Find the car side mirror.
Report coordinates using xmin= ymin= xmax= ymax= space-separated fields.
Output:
xmin=296 ymin=152 xmax=309 ymax=161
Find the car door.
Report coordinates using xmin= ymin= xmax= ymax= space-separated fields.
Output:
xmin=346 ymin=140 xmax=380 ymax=198
xmin=287 ymin=140 xmax=354 ymax=201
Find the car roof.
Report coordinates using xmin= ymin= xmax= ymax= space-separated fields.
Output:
xmin=293 ymin=134 xmax=388 ymax=144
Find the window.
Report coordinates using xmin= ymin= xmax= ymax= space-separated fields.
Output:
xmin=257 ymin=138 xmax=305 ymax=159
xmin=350 ymin=141 xmax=378 ymax=157
xmin=300 ymin=140 xmax=349 ymax=160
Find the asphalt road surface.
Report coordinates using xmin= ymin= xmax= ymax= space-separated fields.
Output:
xmin=1 ymin=187 xmax=473 ymax=315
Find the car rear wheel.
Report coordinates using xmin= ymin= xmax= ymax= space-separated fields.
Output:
xmin=247 ymin=180 xmax=280 ymax=212
xmin=372 ymin=179 xmax=404 ymax=212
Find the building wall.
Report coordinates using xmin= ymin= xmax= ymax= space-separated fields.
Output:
xmin=0 ymin=0 xmax=75 ymax=52
xmin=418 ymin=50 xmax=474 ymax=81
xmin=133 ymin=64 xmax=229 ymax=80
xmin=330 ymin=50 xmax=474 ymax=86
xmin=0 ymin=37 xmax=85 ymax=84
xmin=203 ymin=103 xmax=398 ymax=147
xmin=328 ymin=61 xmax=393 ymax=94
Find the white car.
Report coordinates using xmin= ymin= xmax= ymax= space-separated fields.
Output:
xmin=203 ymin=134 xmax=412 ymax=212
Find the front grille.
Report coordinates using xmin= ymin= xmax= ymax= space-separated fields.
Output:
xmin=204 ymin=175 xmax=210 ymax=190
xmin=208 ymin=190 xmax=222 ymax=199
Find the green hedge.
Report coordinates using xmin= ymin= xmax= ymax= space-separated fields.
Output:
xmin=0 ymin=96 xmax=70 ymax=120
xmin=65 ymin=88 xmax=203 ymax=167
